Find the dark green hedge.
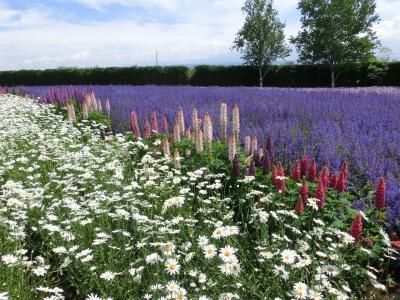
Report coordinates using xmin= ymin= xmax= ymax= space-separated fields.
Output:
xmin=190 ymin=63 xmax=400 ymax=87
xmin=0 ymin=66 xmax=190 ymax=86
xmin=0 ymin=63 xmax=399 ymax=87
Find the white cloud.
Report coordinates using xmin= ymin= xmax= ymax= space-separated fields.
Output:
xmin=71 ymin=0 xmax=181 ymax=11
xmin=70 ymin=50 xmax=92 ymax=61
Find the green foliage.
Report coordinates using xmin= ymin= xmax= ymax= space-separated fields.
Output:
xmin=232 ymin=0 xmax=290 ymax=87
xmin=291 ymin=0 xmax=381 ymax=87
xmin=367 ymin=59 xmax=389 ymax=85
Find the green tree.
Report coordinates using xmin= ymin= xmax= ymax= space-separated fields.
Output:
xmin=291 ymin=0 xmax=380 ymax=88
xmin=233 ymin=0 xmax=290 ymax=87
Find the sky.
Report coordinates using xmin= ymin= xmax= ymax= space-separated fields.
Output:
xmin=0 ymin=0 xmax=399 ymax=70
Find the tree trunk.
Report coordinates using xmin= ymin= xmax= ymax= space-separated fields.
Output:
xmin=330 ymin=70 xmax=335 ymax=88
xmin=259 ymin=67 xmax=263 ymax=88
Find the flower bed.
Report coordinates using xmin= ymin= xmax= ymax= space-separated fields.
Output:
xmin=0 ymin=93 xmax=398 ymax=299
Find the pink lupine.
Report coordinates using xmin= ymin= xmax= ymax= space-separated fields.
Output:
xmin=292 ymin=160 xmax=301 ymax=182
xmin=173 ymin=122 xmax=181 ymax=142
xmin=91 ymin=91 xmax=98 ymax=112
xmin=349 ymin=212 xmax=363 ymax=247
xmin=150 ymin=111 xmax=159 ymax=133
xmin=192 ymin=108 xmax=199 ymax=132
xmin=97 ymin=99 xmax=102 ymax=112
xmin=232 ymin=104 xmax=240 ymax=139
xmin=82 ymin=102 xmax=89 ymax=120
xmin=295 ymin=196 xmax=304 ymax=215
xmin=375 ymin=178 xmax=386 ymax=209
xmin=244 ymin=136 xmax=251 ymax=155
xmin=177 ymin=109 xmax=185 ymax=134
xmin=161 ymin=114 xmax=169 ymax=132
xmin=220 ymin=103 xmax=228 ymax=142
xmin=173 ymin=149 xmax=181 ymax=169
xmin=162 ymin=137 xmax=171 ymax=157
xmin=195 ymin=129 xmax=203 ymax=153
xmin=300 ymin=178 xmax=308 ymax=203
xmin=203 ymin=113 xmax=213 ymax=149
xmin=84 ymin=94 xmax=92 ymax=113
xmin=315 ymin=177 xmax=326 ymax=209
xmin=105 ymin=98 xmax=111 ymax=116
xmin=66 ymin=102 xmax=76 ymax=122
xmin=186 ymin=128 xmax=192 ymax=140
xmin=251 ymin=136 xmax=258 ymax=155
xmin=228 ymin=132 xmax=237 ymax=161
xmin=130 ymin=111 xmax=141 ymax=138
xmin=308 ymin=160 xmax=317 ymax=181
xmin=144 ymin=118 xmax=151 ymax=139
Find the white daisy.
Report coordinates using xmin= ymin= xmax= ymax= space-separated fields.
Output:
xmin=165 ymin=258 xmax=180 ymax=275
xmin=281 ymin=249 xmax=297 ymax=265
xmin=100 ymin=271 xmax=116 ymax=281
xmin=293 ymin=282 xmax=308 ymax=299
xmin=203 ymin=244 xmax=217 ymax=259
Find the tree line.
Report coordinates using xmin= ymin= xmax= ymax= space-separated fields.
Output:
xmin=1 ymin=63 xmax=399 ymax=87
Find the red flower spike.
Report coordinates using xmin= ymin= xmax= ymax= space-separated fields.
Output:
xmin=272 ymin=163 xmax=286 ymax=194
xmin=278 ymin=163 xmax=286 ymax=193
xmin=292 ymin=160 xmax=301 ymax=182
xmin=349 ymin=212 xmax=363 ymax=247
xmin=336 ymin=171 xmax=346 ymax=192
xmin=321 ymin=166 xmax=330 ymax=189
xmin=130 ymin=111 xmax=141 ymax=138
xmin=340 ymin=162 xmax=349 ymax=182
xmin=300 ymin=155 xmax=309 ymax=177
xmin=300 ymin=178 xmax=308 ymax=203
xmin=330 ymin=174 xmax=339 ymax=189
xmin=375 ymin=178 xmax=386 ymax=209
xmin=295 ymin=196 xmax=304 ymax=215
xmin=315 ymin=177 xmax=326 ymax=209
xmin=308 ymin=160 xmax=317 ymax=181
xmin=150 ymin=111 xmax=158 ymax=133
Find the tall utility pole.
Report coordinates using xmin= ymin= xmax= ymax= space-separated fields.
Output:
xmin=155 ymin=50 xmax=159 ymax=67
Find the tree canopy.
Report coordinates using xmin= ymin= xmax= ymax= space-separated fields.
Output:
xmin=233 ymin=0 xmax=290 ymax=87
xmin=291 ymin=0 xmax=380 ymax=87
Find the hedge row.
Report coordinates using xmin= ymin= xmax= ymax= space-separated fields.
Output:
xmin=190 ymin=63 xmax=400 ymax=87
xmin=0 ymin=63 xmax=399 ymax=87
xmin=0 ymin=66 xmax=189 ymax=86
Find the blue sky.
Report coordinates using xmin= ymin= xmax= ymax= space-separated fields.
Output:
xmin=0 ymin=0 xmax=399 ymax=70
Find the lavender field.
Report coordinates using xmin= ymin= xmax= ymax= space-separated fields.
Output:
xmin=23 ymin=85 xmax=400 ymax=229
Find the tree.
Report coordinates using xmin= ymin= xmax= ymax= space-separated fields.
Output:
xmin=291 ymin=0 xmax=380 ymax=88
xmin=233 ymin=0 xmax=290 ymax=87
